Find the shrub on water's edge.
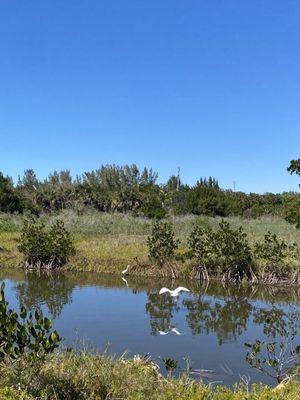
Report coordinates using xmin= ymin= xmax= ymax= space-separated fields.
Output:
xmin=254 ymin=232 xmax=299 ymax=264
xmin=147 ymin=221 xmax=179 ymax=266
xmin=18 ymin=219 xmax=75 ymax=269
xmin=188 ymin=220 xmax=253 ymax=280
xmin=253 ymin=232 xmax=300 ymax=279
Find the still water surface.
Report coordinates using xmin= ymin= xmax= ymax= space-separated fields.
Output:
xmin=1 ymin=270 xmax=300 ymax=386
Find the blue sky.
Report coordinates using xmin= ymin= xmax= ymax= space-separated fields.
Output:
xmin=0 ymin=0 xmax=299 ymax=193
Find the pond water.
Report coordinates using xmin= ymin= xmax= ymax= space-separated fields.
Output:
xmin=1 ymin=269 xmax=300 ymax=386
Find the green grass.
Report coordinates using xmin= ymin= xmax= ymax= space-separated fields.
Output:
xmin=1 ymin=350 xmax=300 ymax=400
xmin=1 ymin=210 xmax=300 ymax=275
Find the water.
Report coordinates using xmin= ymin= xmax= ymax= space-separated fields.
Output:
xmin=1 ymin=269 xmax=300 ymax=386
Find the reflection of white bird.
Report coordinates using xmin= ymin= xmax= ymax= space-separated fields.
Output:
xmin=121 ymin=277 xmax=129 ymax=287
xmin=122 ymin=265 xmax=130 ymax=275
xmin=159 ymin=287 xmax=190 ymax=297
xmin=159 ymin=327 xmax=183 ymax=336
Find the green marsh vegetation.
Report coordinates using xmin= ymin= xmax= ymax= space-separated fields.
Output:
xmin=0 ymin=209 xmax=299 ymax=281
xmin=18 ymin=220 xmax=75 ymax=270
xmin=0 ymin=159 xmax=299 ymax=280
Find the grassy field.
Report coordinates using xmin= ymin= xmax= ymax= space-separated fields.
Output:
xmin=1 ymin=210 xmax=300 ymax=274
xmin=1 ymin=350 xmax=300 ymax=400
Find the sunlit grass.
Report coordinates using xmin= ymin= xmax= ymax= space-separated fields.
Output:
xmin=1 ymin=210 xmax=299 ymax=274
xmin=1 ymin=350 xmax=300 ymax=399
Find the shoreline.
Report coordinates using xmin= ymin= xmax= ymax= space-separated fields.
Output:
xmin=1 ymin=349 xmax=300 ymax=399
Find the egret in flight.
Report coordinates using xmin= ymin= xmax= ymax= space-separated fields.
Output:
xmin=159 ymin=287 xmax=190 ymax=297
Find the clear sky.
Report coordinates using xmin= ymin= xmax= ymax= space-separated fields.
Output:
xmin=0 ymin=0 xmax=299 ymax=193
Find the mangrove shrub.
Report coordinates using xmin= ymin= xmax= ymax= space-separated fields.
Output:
xmin=188 ymin=220 xmax=253 ymax=279
xmin=253 ymin=232 xmax=299 ymax=280
xmin=18 ymin=220 xmax=75 ymax=269
xmin=147 ymin=221 xmax=179 ymax=265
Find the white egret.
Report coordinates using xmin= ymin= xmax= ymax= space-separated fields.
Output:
xmin=122 ymin=265 xmax=130 ymax=275
xmin=159 ymin=286 xmax=190 ymax=297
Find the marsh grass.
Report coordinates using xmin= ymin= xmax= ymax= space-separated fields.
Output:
xmin=0 ymin=350 xmax=300 ymax=400
xmin=0 ymin=210 xmax=300 ymax=276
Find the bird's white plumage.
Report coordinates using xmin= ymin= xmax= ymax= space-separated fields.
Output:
xmin=122 ymin=265 xmax=130 ymax=275
xmin=159 ymin=286 xmax=190 ymax=296
xmin=158 ymin=327 xmax=183 ymax=336
xmin=121 ymin=277 xmax=129 ymax=287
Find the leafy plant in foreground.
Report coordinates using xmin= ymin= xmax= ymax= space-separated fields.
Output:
xmin=0 ymin=282 xmax=60 ymax=367
xmin=163 ymin=357 xmax=178 ymax=376
xmin=18 ymin=219 xmax=75 ymax=269
xmin=245 ymin=309 xmax=300 ymax=383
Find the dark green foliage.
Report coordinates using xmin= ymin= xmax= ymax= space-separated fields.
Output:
xmin=283 ymin=197 xmax=300 ymax=228
xmin=254 ymin=232 xmax=299 ymax=264
xmin=0 ymin=163 xmax=299 ymax=221
xmin=163 ymin=358 xmax=178 ymax=375
xmin=187 ymin=184 xmax=229 ymax=217
xmin=140 ymin=194 xmax=166 ymax=219
xmin=0 ymin=282 xmax=60 ymax=366
xmin=284 ymin=159 xmax=300 ymax=228
xmin=287 ymin=159 xmax=300 ymax=177
xmin=18 ymin=220 xmax=75 ymax=269
xmin=147 ymin=221 xmax=179 ymax=265
xmin=188 ymin=220 xmax=253 ymax=279
xmin=0 ymin=173 xmax=23 ymax=213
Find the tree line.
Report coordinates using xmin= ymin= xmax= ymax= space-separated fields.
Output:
xmin=0 ymin=162 xmax=299 ymax=222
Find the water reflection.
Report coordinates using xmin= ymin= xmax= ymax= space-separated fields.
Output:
xmin=14 ymin=272 xmax=75 ymax=318
xmin=1 ymin=269 xmax=299 ymax=347
xmin=146 ymin=292 xmax=180 ymax=335
xmin=183 ymin=293 xmax=252 ymax=345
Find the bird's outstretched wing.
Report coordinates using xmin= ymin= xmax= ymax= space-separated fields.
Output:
xmin=174 ymin=286 xmax=190 ymax=295
xmin=159 ymin=287 xmax=171 ymax=294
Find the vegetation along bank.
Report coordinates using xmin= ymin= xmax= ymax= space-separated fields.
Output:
xmin=0 ymin=210 xmax=299 ymax=283
xmin=0 ymin=159 xmax=299 ymax=282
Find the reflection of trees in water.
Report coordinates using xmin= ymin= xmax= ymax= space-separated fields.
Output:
xmin=144 ymin=283 xmax=300 ymax=344
xmin=15 ymin=272 xmax=75 ymax=318
xmin=183 ymin=295 xmax=252 ymax=345
xmin=145 ymin=292 xmax=180 ymax=335
xmin=253 ymin=306 xmax=300 ymax=339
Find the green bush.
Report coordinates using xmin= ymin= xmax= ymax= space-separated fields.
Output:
xmin=140 ymin=194 xmax=167 ymax=219
xmin=0 ymin=283 xmax=60 ymax=367
xmin=18 ymin=219 xmax=75 ymax=269
xmin=147 ymin=221 xmax=179 ymax=265
xmin=254 ymin=232 xmax=299 ymax=263
xmin=283 ymin=198 xmax=300 ymax=229
xmin=188 ymin=220 xmax=253 ymax=280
